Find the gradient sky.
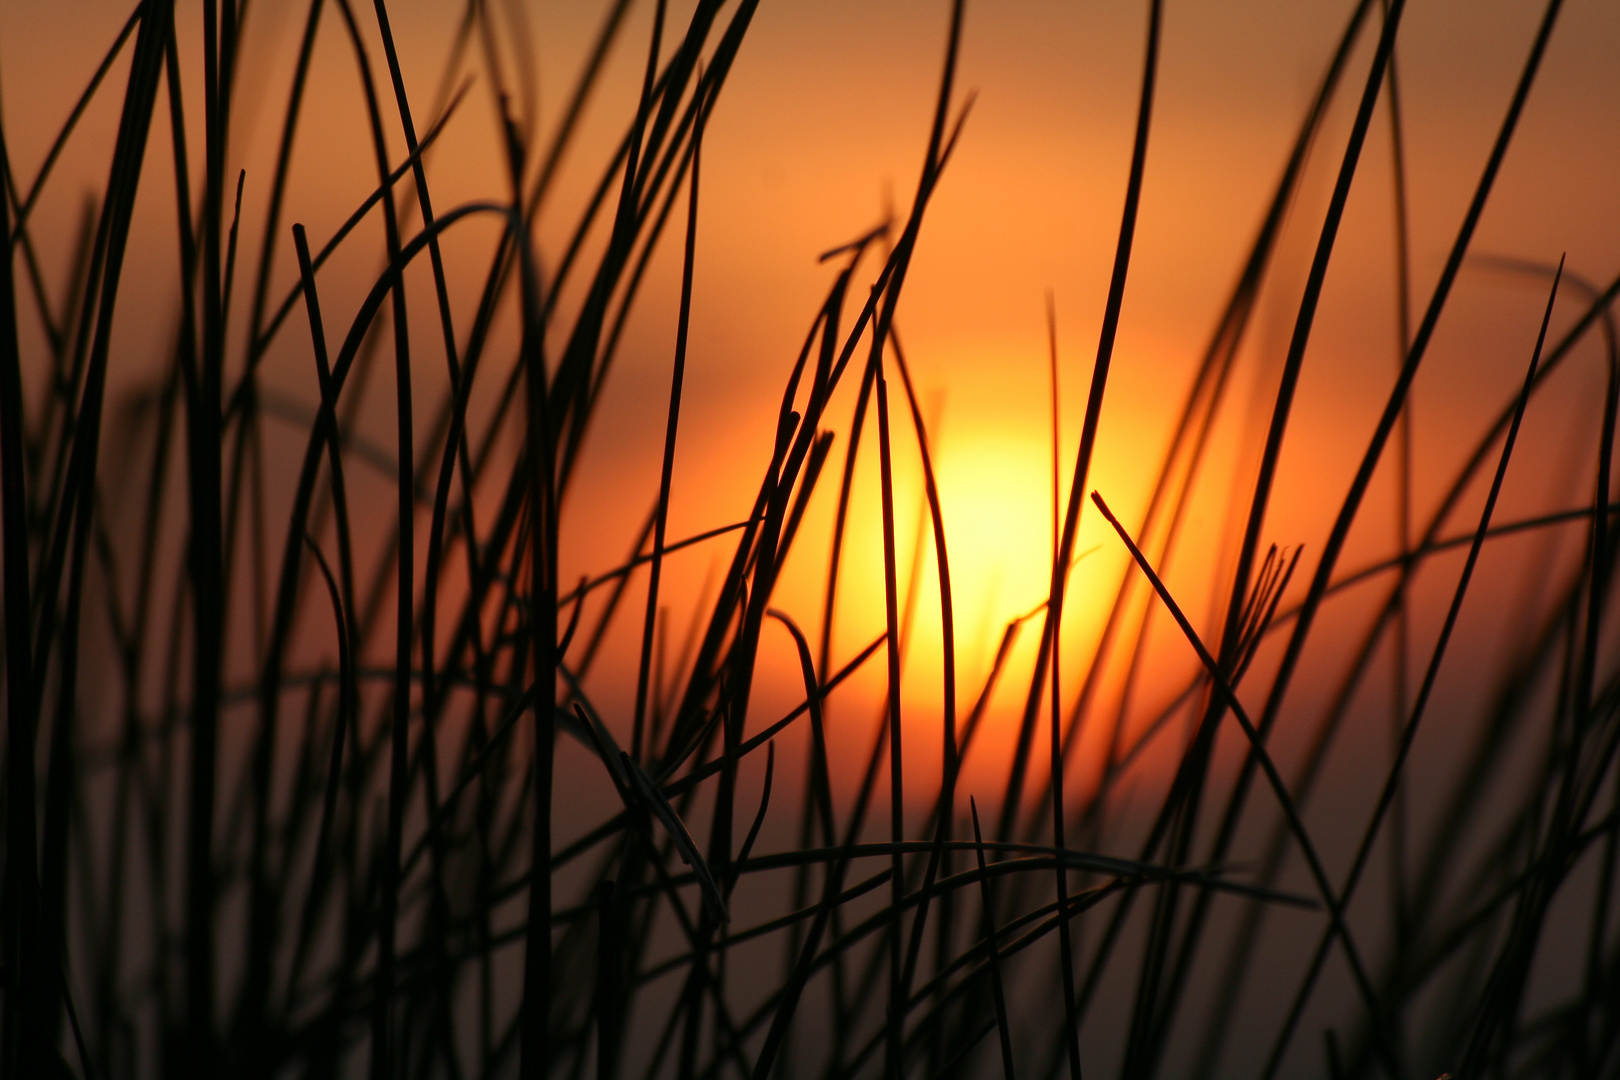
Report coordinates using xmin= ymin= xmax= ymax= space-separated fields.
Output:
xmin=5 ymin=0 xmax=1619 ymax=794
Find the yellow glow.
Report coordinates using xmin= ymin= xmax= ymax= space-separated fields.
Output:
xmin=929 ymin=425 xmax=1060 ymax=654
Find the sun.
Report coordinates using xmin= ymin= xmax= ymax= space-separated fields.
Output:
xmin=928 ymin=425 xmax=1062 ymax=660
xmin=852 ymin=413 xmax=1077 ymax=736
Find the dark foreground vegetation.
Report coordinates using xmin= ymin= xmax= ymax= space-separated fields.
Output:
xmin=2 ymin=0 xmax=1618 ymax=1077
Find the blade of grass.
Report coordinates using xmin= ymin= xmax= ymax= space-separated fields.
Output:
xmin=634 ymin=68 xmax=705 ymax=764
xmin=886 ymin=332 xmax=958 ymax=1009
xmin=1259 ymin=257 xmax=1563 ymax=1080
xmin=510 ymin=87 xmax=561 ymax=1080
xmin=971 ymin=799 xmax=1017 ymax=1080
xmin=1107 ymin=2 xmax=1410 ymax=1068
xmin=191 ymin=1 xmax=235 ymax=1058
xmin=1171 ymin=7 xmax=1564 ymax=1070
xmin=1234 ymin=0 xmax=1563 ymax=888
xmin=1019 ymin=5 xmax=1164 ymax=1078
xmin=331 ymin=6 xmax=417 ymax=1073
xmin=0 ymin=111 xmax=46 ymax=1080
xmin=874 ymin=357 xmax=907 ymax=1080
xmin=284 ymin=535 xmax=357 ymax=1014
xmin=1092 ymin=490 xmax=1393 ymax=1070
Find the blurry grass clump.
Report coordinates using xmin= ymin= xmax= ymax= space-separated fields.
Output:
xmin=3 ymin=0 xmax=1620 ymax=1078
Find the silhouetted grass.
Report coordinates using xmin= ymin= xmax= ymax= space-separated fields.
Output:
xmin=2 ymin=1 xmax=1618 ymax=1078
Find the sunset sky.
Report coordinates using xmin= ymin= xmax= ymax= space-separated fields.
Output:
xmin=5 ymin=0 xmax=1619 ymax=796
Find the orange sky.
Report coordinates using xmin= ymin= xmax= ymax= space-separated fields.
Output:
xmin=5 ymin=0 xmax=1620 ymax=807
